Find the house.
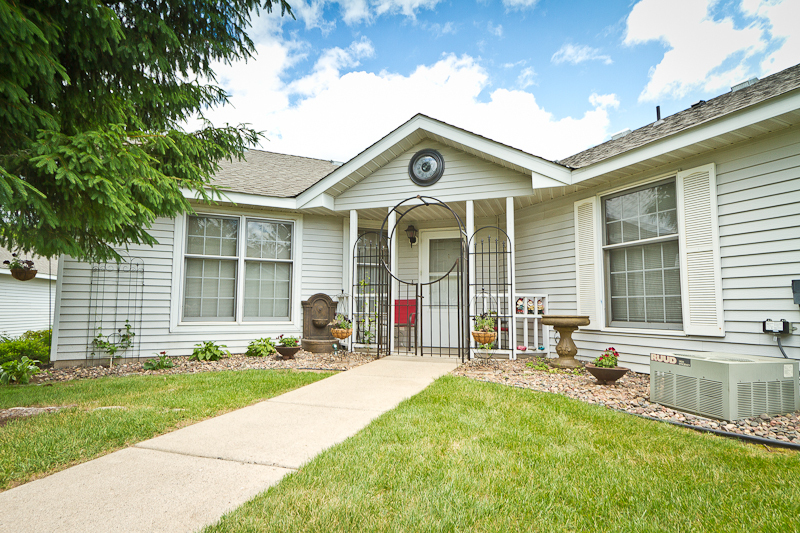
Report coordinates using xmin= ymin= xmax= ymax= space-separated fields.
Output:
xmin=50 ymin=63 xmax=800 ymax=371
xmin=1 ymin=247 xmax=58 ymax=337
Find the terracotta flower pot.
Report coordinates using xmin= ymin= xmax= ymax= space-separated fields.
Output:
xmin=331 ymin=328 xmax=352 ymax=339
xmin=10 ymin=269 xmax=37 ymax=281
xmin=586 ymin=364 xmax=628 ymax=385
xmin=276 ymin=346 xmax=301 ymax=360
xmin=471 ymin=331 xmax=497 ymax=344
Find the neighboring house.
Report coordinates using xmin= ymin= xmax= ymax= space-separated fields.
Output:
xmin=0 ymin=247 xmax=58 ymax=337
xmin=51 ymin=63 xmax=800 ymax=371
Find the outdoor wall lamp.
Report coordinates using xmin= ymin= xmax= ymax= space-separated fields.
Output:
xmin=406 ymin=225 xmax=418 ymax=246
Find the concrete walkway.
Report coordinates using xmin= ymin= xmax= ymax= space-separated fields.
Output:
xmin=0 ymin=356 xmax=459 ymax=533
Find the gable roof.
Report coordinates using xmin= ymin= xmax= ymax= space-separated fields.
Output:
xmin=211 ymin=149 xmax=340 ymax=198
xmin=559 ymin=63 xmax=800 ymax=169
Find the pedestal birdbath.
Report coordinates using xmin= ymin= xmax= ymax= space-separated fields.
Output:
xmin=541 ymin=315 xmax=590 ymax=369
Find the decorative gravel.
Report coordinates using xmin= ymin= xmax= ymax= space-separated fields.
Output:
xmin=32 ymin=351 xmax=378 ymax=384
xmin=453 ymin=359 xmax=800 ymax=446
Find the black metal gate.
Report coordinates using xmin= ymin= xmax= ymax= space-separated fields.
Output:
xmin=352 ymin=231 xmax=390 ymax=355
xmin=469 ymin=227 xmax=513 ymax=355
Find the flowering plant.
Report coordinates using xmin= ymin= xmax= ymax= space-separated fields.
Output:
xmin=3 ymin=253 xmax=35 ymax=271
xmin=593 ymin=347 xmax=619 ymax=368
xmin=277 ymin=335 xmax=300 ymax=347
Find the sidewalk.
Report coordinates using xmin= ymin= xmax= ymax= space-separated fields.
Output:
xmin=0 ymin=356 xmax=459 ymax=533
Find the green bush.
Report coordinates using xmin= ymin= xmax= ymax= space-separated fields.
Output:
xmin=0 ymin=329 xmax=51 ymax=367
xmin=245 ymin=338 xmax=277 ymax=357
xmin=190 ymin=341 xmax=229 ymax=361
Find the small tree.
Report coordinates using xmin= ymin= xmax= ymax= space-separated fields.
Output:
xmin=1 ymin=0 xmax=293 ymax=262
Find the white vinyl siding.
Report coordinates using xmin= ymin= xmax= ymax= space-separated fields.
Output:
xmin=518 ymin=127 xmax=800 ymax=373
xmin=336 ymin=141 xmax=536 ymax=210
xmin=0 ymin=275 xmax=56 ymax=337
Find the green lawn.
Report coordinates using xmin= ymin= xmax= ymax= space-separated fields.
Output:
xmin=0 ymin=369 xmax=332 ymax=490
xmin=207 ymin=376 xmax=800 ymax=533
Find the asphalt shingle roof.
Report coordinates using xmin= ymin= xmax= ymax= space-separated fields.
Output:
xmin=211 ymin=149 xmax=340 ymax=198
xmin=558 ymin=62 xmax=800 ymax=169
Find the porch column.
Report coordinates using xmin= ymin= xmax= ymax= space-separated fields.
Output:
xmin=506 ymin=197 xmax=516 ymax=360
xmin=388 ymin=208 xmax=397 ymax=354
xmin=349 ymin=210 xmax=358 ymax=352
xmin=466 ymin=200 xmax=475 ymax=360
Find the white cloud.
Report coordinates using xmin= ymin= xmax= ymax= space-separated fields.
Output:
xmin=551 ymin=43 xmax=613 ymax=65
xmin=421 ymin=21 xmax=456 ymax=36
xmin=292 ymin=0 xmax=443 ymax=27
xmin=589 ymin=93 xmax=620 ymax=109
xmin=517 ymin=67 xmax=536 ymax=89
xmin=740 ymin=0 xmax=800 ymax=75
xmin=624 ymin=0 xmax=766 ymax=102
xmin=487 ymin=21 xmax=503 ymax=37
xmin=195 ymin=37 xmax=618 ymax=162
xmin=502 ymin=0 xmax=539 ymax=10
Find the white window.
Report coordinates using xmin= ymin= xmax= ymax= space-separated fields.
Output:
xmin=183 ymin=215 xmax=294 ymax=322
xmin=574 ymin=163 xmax=724 ymax=336
xmin=603 ymin=180 xmax=682 ymax=329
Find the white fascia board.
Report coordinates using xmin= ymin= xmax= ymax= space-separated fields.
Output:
xmin=571 ymin=90 xmax=800 ymax=184
xmin=297 ymin=193 xmax=335 ymax=210
xmin=181 ymin=188 xmax=297 ymax=209
xmin=295 ymin=115 xmax=572 ymax=208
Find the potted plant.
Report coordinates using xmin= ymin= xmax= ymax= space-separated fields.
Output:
xmin=585 ymin=347 xmax=629 ymax=384
xmin=329 ymin=314 xmax=353 ymax=340
xmin=276 ymin=335 xmax=301 ymax=359
xmin=472 ymin=313 xmax=497 ymax=345
xmin=3 ymin=253 xmax=37 ymax=281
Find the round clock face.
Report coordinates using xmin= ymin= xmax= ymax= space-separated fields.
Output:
xmin=408 ymin=149 xmax=445 ymax=186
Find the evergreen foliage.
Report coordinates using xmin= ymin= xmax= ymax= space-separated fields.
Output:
xmin=0 ymin=0 xmax=293 ymax=261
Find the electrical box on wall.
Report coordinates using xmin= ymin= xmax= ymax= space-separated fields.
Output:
xmin=763 ymin=319 xmax=791 ymax=334
xmin=793 ymin=280 xmax=800 ymax=305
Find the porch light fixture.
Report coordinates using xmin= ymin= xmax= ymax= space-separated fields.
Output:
xmin=406 ymin=225 xmax=418 ymax=246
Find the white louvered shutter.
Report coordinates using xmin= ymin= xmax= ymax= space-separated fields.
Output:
xmin=574 ymin=197 xmax=599 ymax=328
xmin=676 ymin=163 xmax=725 ymax=336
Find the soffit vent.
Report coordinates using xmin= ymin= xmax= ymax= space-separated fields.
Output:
xmin=731 ymin=77 xmax=759 ymax=92
xmin=611 ymin=129 xmax=631 ymax=140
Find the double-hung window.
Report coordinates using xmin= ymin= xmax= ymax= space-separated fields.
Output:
xmin=183 ymin=214 xmax=294 ymax=322
xmin=574 ymin=163 xmax=725 ymax=336
xmin=602 ymin=180 xmax=682 ymax=329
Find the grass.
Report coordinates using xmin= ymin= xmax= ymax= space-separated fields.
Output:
xmin=0 ymin=369 xmax=332 ymax=490
xmin=207 ymin=376 xmax=800 ymax=533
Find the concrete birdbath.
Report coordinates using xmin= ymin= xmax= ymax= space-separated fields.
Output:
xmin=541 ymin=315 xmax=590 ymax=369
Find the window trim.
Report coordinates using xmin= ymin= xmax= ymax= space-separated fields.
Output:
xmin=170 ymin=209 xmax=303 ymax=332
xmin=600 ymin=177 xmax=683 ymax=331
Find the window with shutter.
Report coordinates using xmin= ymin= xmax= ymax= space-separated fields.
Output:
xmin=575 ymin=163 xmax=724 ymax=336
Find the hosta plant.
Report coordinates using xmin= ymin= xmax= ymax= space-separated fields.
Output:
xmin=246 ymin=338 xmax=277 ymax=357
xmin=0 ymin=356 xmax=41 ymax=385
xmin=191 ymin=341 xmax=229 ymax=361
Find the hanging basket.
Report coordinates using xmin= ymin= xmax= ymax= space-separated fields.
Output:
xmin=471 ymin=331 xmax=497 ymax=344
xmin=331 ymin=328 xmax=353 ymax=340
xmin=10 ymin=269 xmax=37 ymax=281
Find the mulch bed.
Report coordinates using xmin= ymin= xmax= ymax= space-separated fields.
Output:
xmin=453 ymin=359 xmax=800 ymax=446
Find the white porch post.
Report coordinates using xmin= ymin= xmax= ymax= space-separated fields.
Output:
xmin=466 ymin=200 xmax=475 ymax=360
xmin=388 ymin=208 xmax=397 ymax=354
xmin=506 ymin=197 xmax=516 ymax=360
xmin=349 ymin=210 xmax=358 ymax=352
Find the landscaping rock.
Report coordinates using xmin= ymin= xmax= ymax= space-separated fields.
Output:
xmin=453 ymin=358 xmax=800 ymax=447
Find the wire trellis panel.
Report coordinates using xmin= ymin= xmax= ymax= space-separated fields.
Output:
xmin=86 ymin=257 xmax=145 ymax=362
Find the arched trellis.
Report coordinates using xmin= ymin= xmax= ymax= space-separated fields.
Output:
xmin=469 ymin=226 xmax=514 ymax=356
xmin=377 ymin=196 xmax=470 ymax=361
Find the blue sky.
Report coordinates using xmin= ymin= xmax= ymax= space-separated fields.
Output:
xmin=196 ymin=0 xmax=800 ymax=162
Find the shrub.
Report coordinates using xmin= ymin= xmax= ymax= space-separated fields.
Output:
xmin=0 ymin=356 xmax=41 ymax=385
xmin=143 ymin=351 xmax=175 ymax=370
xmin=190 ymin=341 xmax=229 ymax=361
xmin=0 ymin=329 xmax=51 ymax=367
xmin=245 ymin=338 xmax=277 ymax=357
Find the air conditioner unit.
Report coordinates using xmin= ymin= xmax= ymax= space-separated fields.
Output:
xmin=650 ymin=351 xmax=799 ymax=420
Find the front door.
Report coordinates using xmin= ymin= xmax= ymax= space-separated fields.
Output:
xmin=419 ymin=230 xmax=463 ymax=355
